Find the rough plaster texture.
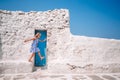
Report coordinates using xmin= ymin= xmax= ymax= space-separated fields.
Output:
xmin=0 ymin=9 xmax=120 ymax=75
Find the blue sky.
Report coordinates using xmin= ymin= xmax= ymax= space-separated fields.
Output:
xmin=0 ymin=0 xmax=120 ymax=39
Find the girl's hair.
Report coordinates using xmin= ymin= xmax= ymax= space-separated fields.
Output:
xmin=35 ymin=33 xmax=41 ymax=38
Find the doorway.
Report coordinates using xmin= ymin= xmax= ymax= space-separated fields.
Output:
xmin=34 ymin=30 xmax=47 ymax=67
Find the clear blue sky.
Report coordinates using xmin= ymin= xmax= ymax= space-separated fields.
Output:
xmin=0 ymin=0 xmax=120 ymax=39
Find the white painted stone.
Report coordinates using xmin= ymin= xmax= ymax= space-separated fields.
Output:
xmin=0 ymin=9 xmax=120 ymax=75
xmin=0 ymin=60 xmax=33 ymax=74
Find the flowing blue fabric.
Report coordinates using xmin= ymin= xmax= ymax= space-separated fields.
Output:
xmin=30 ymin=39 xmax=40 ymax=53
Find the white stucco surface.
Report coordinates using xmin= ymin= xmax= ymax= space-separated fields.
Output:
xmin=0 ymin=9 xmax=120 ymax=75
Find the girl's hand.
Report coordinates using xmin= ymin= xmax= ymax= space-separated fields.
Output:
xmin=39 ymin=38 xmax=46 ymax=42
xmin=24 ymin=40 xmax=27 ymax=42
xmin=43 ymin=38 xmax=46 ymax=42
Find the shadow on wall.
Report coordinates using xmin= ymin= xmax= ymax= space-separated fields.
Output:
xmin=0 ymin=35 xmax=3 ymax=59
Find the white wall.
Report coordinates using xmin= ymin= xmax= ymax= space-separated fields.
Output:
xmin=0 ymin=9 xmax=120 ymax=74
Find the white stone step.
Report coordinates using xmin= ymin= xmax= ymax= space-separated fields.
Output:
xmin=0 ymin=60 xmax=33 ymax=74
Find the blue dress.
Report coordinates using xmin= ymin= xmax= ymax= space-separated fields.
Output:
xmin=30 ymin=39 xmax=40 ymax=53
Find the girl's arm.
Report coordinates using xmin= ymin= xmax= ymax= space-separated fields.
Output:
xmin=24 ymin=38 xmax=36 ymax=42
xmin=39 ymin=38 xmax=46 ymax=42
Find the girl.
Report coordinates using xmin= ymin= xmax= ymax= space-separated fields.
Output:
xmin=24 ymin=33 xmax=46 ymax=62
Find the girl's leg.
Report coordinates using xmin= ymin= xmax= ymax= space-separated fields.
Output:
xmin=38 ymin=51 xmax=44 ymax=60
xmin=28 ymin=53 xmax=35 ymax=62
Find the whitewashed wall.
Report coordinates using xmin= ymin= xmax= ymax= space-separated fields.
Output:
xmin=0 ymin=9 xmax=120 ymax=74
